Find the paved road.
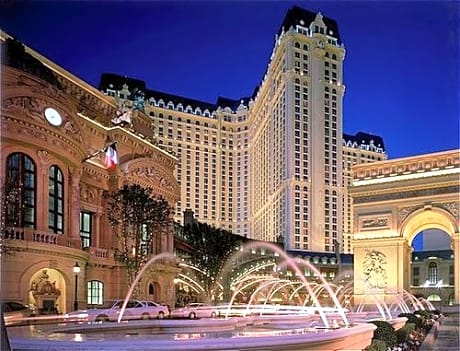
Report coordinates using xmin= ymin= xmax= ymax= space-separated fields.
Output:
xmin=427 ymin=312 xmax=459 ymax=351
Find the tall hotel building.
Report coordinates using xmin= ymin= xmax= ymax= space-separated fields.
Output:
xmin=99 ymin=6 xmax=386 ymax=253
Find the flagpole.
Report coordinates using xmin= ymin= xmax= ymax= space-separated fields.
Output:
xmin=82 ymin=141 xmax=117 ymax=163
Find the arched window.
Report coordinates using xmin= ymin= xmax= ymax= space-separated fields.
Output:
xmin=5 ymin=153 xmax=36 ymax=228
xmin=428 ymin=262 xmax=438 ymax=284
xmin=49 ymin=165 xmax=64 ymax=234
xmin=87 ymin=280 xmax=104 ymax=305
xmin=148 ymin=283 xmax=154 ymax=295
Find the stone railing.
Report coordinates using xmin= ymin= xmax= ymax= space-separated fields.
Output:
xmin=1 ymin=227 xmax=25 ymax=240
xmin=33 ymin=231 xmax=60 ymax=245
xmin=84 ymin=246 xmax=114 ymax=260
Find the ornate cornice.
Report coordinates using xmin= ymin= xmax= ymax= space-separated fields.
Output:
xmin=1 ymin=113 xmax=84 ymax=163
xmin=353 ymin=185 xmax=459 ymax=204
xmin=353 ymin=149 xmax=459 ymax=182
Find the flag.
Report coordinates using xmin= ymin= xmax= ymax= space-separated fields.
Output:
xmin=104 ymin=143 xmax=118 ymax=170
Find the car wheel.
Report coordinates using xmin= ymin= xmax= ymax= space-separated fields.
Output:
xmin=95 ymin=315 xmax=108 ymax=322
xmin=189 ymin=312 xmax=196 ymax=319
xmin=158 ymin=312 xmax=165 ymax=320
xmin=211 ymin=311 xmax=217 ymax=318
xmin=141 ymin=313 xmax=150 ymax=320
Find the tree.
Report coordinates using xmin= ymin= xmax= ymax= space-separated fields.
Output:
xmin=106 ymin=184 xmax=172 ymax=297
xmin=1 ymin=177 xmax=23 ymax=256
xmin=183 ymin=222 xmax=242 ymax=301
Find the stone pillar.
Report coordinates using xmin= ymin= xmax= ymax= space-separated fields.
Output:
xmin=68 ymin=167 xmax=82 ymax=248
xmin=452 ymin=232 xmax=460 ymax=304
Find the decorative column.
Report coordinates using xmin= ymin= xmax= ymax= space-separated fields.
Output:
xmin=36 ymin=150 xmax=51 ymax=232
xmin=68 ymin=166 xmax=82 ymax=248
xmin=453 ymin=232 xmax=460 ymax=304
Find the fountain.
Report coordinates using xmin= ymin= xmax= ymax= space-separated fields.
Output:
xmin=8 ymin=243 xmax=419 ymax=350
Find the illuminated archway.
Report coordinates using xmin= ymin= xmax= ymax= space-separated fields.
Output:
xmin=350 ymin=150 xmax=459 ymax=305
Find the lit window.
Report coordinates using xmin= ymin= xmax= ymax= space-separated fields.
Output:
xmin=80 ymin=212 xmax=92 ymax=248
xmin=49 ymin=166 xmax=64 ymax=234
xmin=5 ymin=153 xmax=36 ymax=228
xmin=87 ymin=280 xmax=104 ymax=305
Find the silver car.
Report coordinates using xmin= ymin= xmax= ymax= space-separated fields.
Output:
xmin=68 ymin=300 xmax=168 ymax=322
xmin=2 ymin=301 xmax=35 ymax=326
xmin=171 ymin=303 xmax=219 ymax=319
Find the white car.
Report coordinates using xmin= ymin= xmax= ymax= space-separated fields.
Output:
xmin=171 ymin=303 xmax=219 ymax=319
xmin=2 ymin=301 xmax=35 ymax=326
xmin=69 ymin=300 xmax=168 ymax=322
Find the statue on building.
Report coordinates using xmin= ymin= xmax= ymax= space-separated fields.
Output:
xmin=111 ymin=87 xmax=145 ymax=128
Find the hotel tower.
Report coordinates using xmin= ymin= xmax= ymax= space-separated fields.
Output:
xmin=99 ymin=6 xmax=386 ymax=253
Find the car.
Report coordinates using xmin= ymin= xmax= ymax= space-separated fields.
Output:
xmin=170 ymin=303 xmax=219 ymax=319
xmin=67 ymin=299 xmax=168 ymax=322
xmin=2 ymin=301 xmax=35 ymax=326
xmin=139 ymin=300 xmax=169 ymax=319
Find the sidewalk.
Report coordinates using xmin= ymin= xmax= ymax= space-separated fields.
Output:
xmin=422 ymin=311 xmax=459 ymax=351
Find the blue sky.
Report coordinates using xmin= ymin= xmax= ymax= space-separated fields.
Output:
xmin=1 ymin=1 xmax=459 ymax=158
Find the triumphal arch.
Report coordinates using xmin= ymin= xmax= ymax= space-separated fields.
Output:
xmin=350 ymin=149 xmax=459 ymax=304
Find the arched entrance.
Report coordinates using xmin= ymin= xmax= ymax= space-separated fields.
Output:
xmin=29 ymin=268 xmax=67 ymax=315
xmin=350 ymin=150 xmax=459 ymax=305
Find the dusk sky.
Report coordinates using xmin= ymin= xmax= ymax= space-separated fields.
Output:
xmin=1 ymin=1 xmax=459 ymax=159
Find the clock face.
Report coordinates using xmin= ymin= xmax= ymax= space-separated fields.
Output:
xmin=44 ymin=107 xmax=63 ymax=126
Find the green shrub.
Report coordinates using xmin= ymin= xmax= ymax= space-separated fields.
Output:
xmin=365 ymin=339 xmax=388 ymax=351
xmin=370 ymin=320 xmax=397 ymax=348
xmin=398 ymin=313 xmax=423 ymax=328
xmin=396 ymin=322 xmax=416 ymax=343
xmin=414 ymin=310 xmax=430 ymax=319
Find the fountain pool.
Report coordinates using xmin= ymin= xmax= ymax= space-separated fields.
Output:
xmin=7 ymin=314 xmax=377 ymax=350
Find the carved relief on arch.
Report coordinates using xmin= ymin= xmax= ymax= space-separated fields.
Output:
xmin=439 ymin=202 xmax=459 ymax=221
xmin=2 ymin=94 xmax=84 ymax=144
xmin=398 ymin=205 xmax=422 ymax=224
xmin=363 ymin=250 xmax=388 ymax=289
xmin=2 ymin=95 xmax=45 ymax=122
xmin=122 ymin=159 xmax=178 ymax=193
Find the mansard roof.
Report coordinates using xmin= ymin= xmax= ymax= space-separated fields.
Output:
xmin=99 ymin=72 xmax=146 ymax=92
xmin=2 ymin=37 xmax=60 ymax=88
xmin=279 ymin=6 xmax=341 ymax=44
xmin=216 ymin=96 xmax=252 ymax=110
xmin=287 ymin=250 xmax=354 ymax=265
xmin=412 ymin=250 xmax=453 ymax=261
xmin=343 ymin=131 xmax=386 ymax=153
xmin=98 ymin=72 xmax=250 ymax=113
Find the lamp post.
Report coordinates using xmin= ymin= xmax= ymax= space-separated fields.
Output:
xmin=73 ymin=262 xmax=80 ymax=311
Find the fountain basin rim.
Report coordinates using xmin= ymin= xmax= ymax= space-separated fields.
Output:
xmin=9 ymin=322 xmax=377 ymax=351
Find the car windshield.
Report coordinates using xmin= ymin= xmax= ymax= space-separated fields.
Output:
xmin=114 ymin=301 xmax=141 ymax=308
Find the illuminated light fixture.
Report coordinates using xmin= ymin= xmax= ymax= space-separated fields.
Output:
xmin=73 ymin=262 xmax=80 ymax=311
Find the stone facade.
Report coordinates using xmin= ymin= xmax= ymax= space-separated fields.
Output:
xmin=0 ymin=35 xmax=180 ymax=313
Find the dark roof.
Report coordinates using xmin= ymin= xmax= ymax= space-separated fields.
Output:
xmin=287 ymin=250 xmax=353 ymax=264
xmin=98 ymin=72 xmax=249 ymax=113
xmin=412 ymin=250 xmax=453 ymax=261
xmin=278 ymin=6 xmax=341 ymax=44
xmin=216 ymin=96 xmax=252 ymax=110
xmin=343 ymin=131 xmax=386 ymax=152
xmin=99 ymin=73 xmax=146 ymax=92
xmin=147 ymin=89 xmax=216 ymax=112
xmin=2 ymin=37 xmax=60 ymax=88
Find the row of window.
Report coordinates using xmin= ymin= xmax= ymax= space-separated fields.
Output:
xmin=5 ymin=153 xmax=94 ymax=248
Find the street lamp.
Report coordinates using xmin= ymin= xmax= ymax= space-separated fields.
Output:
xmin=73 ymin=262 xmax=80 ymax=311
